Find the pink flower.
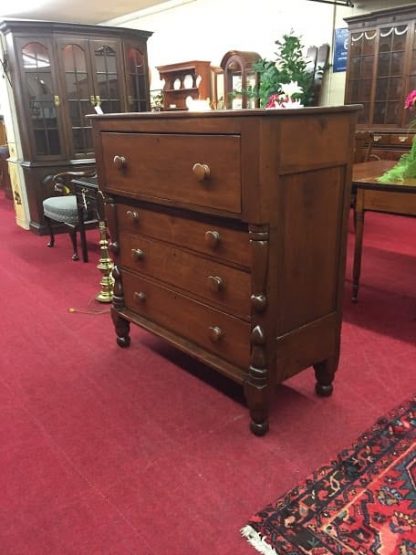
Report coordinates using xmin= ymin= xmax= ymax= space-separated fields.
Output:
xmin=404 ymin=89 xmax=416 ymax=109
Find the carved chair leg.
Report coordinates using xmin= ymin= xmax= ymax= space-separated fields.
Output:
xmin=79 ymin=221 xmax=89 ymax=263
xmin=45 ymin=216 xmax=55 ymax=248
xmin=68 ymin=228 xmax=79 ymax=261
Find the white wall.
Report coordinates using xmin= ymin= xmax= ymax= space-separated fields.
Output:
xmin=106 ymin=0 xmax=335 ymax=93
xmin=105 ymin=0 xmax=416 ymax=106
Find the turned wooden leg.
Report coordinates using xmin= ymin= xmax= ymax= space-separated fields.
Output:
xmin=245 ymin=375 xmax=270 ymax=436
xmin=45 ymin=216 xmax=55 ymax=248
xmin=352 ymin=192 xmax=365 ymax=303
xmin=69 ymin=229 xmax=79 ymax=261
xmin=111 ymin=309 xmax=131 ymax=348
xmin=313 ymin=355 xmax=339 ymax=397
xmin=245 ymin=325 xmax=270 ymax=436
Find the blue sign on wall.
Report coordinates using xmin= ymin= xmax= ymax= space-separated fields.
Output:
xmin=333 ymin=28 xmax=349 ymax=73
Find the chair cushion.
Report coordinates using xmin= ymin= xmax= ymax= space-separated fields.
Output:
xmin=43 ymin=195 xmax=79 ymax=224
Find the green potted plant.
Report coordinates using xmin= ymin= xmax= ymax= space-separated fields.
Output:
xmin=247 ymin=32 xmax=319 ymax=108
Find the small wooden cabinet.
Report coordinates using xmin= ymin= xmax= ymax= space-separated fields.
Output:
xmin=91 ymin=106 xmax=359 ymax=435
xmin=157 ymin=60 xmax=220 ymax=110
xmin=0 ymin=20 xmax=151 ymax=232
xmin=345 ymin=5 xmax=416 ymax=159
xmin=220 ymin=50 xmax=261 ymax=109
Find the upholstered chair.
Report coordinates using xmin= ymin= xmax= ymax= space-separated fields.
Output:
xmin=42 ymin=170 xmax=98 ymax=262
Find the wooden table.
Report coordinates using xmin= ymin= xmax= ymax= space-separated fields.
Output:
xmin=352 ymin=160 xmax=416 ymax=302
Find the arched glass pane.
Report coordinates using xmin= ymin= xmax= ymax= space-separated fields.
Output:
xmin=126 ymin=47 xmax=147 ymax=112
xmin=21 ymin=42 xmax=60 ymax=156
xmin=93 ymin=44 xmax=121 ymax=114
xmin=22 ymin=43 xmax=50 ymax=69
xmin=62 ymin=44 xmax=92 ymax=157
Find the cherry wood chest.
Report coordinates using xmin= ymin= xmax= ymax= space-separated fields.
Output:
xmin=91 ymin=107 xmax=359 ymax=435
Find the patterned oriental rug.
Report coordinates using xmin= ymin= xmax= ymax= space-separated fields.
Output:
xmin=242 ymin=396 xmax=416 ymax=555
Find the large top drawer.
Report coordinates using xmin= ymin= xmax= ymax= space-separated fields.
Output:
xmin=99 ymin=132 xmax=242 ymax=214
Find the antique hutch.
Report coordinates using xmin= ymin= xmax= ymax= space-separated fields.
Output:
xmin=345 ymin=5 xmax=416 ymax=160
xmin=0 ymin=20 xmax=151 ymax=232
xmin=157 ymin=60 xmax=220 ymax=111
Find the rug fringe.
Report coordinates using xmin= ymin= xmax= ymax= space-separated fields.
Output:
xmin=241 ymin=525 xmax=278 ymax=555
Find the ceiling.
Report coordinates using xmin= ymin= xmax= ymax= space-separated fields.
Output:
xmin=1 ymin=0 xmax=414 ymax=26
xmin=0 ymin=0 xmax=168 ymax=25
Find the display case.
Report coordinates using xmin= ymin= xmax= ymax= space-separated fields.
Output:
xmin=157 ymin=60 xmax=220 ymax=111
xmin=345 ymin=5 xmax=416 ymax=159
xmin=220 ymin=50 xmax=261 ymax=109
xmin=0 ymin=20 xmax=151 ymax=232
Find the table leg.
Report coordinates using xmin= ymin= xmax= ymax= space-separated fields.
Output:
xmin=352 ymin=190 xmax=365 ymax=302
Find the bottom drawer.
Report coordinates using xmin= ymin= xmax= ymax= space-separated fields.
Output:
xmin=122 ymin=270 xmax=250 ymax=369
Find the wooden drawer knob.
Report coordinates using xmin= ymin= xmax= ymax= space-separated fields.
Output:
xmin=398 ymin=136 xmax=408 ymax=143
xmin=134 ymin=291 xmax=146 ymax=303
xmin=207 ymin=275 xmax=224 ymax=293
xmin=251 ymin=293 xmax=267 ymax=312
xmin=113 ymin=155 xmax=127 ymax=170
xmin=192 ymin=163 xmax=210 ymax=181
xmin=205 ymin=230 xmax=221 ymax=248
xmin=208 ymin=325 xmax=223 ymax=342
xmin=131 ymin=248 xmax=145 ymax=261
xmin=126 ymin=209 xmax=139 ymax=222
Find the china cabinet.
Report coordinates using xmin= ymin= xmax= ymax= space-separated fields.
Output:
xmin=0 ymin=20 xmax=151 ymax=232
xmin=157 ymin=60 xmax=220 ymax=110
xmin=220 ymin=50 xmax=261 ymax=109
xmin=345 ymin=5 xmax=416 ymax=160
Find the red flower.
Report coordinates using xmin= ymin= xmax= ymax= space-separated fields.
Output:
xmin=265 ymin=93 xmax=281 ymax=109
xmin=404 ymin=89 xmax=416 ymax=109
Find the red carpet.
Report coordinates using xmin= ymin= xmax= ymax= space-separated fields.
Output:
xmin=0 ymin=191 xmax=415 ymax=554
xmin=242 ymin=396 xmax=416 ymax=554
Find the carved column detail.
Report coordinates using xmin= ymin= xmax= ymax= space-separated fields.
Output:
xmin=246 ymin=225 xmax=270 ymax=435
xmin=249 ymin=225 xmax=269 ymax=313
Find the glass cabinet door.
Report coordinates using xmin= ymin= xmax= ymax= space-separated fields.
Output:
xmin=89 ymin=40 xmax=125 ymax=115
xmin=17 ymin=38 xmax=64 ymax=159
xmin=405 ymin=22 xmax=416 ymax=127
xmin=58 ymin=39 xmax=96 ymax=159
xmin=347 ymin=29 xmax=377 ymax=124
xmin=374 ymin=24 xmax=408 ymax=126
xmin=125 ymin=44 xmax=149 ymax=112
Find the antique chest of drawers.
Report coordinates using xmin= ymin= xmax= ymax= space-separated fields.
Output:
xmin=91 ymin=107 xmax=359 ymax=435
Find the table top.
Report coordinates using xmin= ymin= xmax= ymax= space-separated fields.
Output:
xmin=353 ymin=160 xmax=416 ymax=192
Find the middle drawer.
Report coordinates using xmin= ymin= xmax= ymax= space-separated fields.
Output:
xmin=120 ymin=232 xmax=251 ymax=320
xmin=117 ymin=203 xmax=251 ymax=268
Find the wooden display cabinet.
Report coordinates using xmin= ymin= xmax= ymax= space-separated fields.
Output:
xmin=0 ymin=20 xmax=152 ymax=232
xmin=157 ymin=60 xmax=220 ymax=111
xmin=220 ymin=50 xmax=261 ymax=109
xmin=345 ymin=5 xmax=416 ymax=160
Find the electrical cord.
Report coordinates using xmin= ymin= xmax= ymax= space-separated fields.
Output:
xmin=68 ymin=294 xmax=111 ymax=315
